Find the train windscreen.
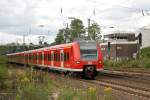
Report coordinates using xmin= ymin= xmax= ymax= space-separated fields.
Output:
xmin=79 ymin=41 xmax=97 ymax=60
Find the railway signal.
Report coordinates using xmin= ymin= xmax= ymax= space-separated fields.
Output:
xmin=107 ymin=41 xmax=111 ymax=60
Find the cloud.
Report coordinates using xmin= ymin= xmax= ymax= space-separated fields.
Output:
xmin=0 ymin=0 xmax=150 ymax=44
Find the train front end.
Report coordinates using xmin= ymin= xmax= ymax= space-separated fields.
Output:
xmin=73 ymin=40 xmax=103 ymax=79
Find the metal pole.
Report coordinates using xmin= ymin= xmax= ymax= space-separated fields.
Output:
xmin=88 ymin=18 xmax=91 ymax=40
xmin=115 ymin=34 xmax=117 ymax=62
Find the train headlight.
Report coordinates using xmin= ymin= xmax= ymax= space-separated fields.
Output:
xmin=76 ymin=61 xmax=80 ymax=64
xmin=99 ymin=61 xmax=102 ymax=64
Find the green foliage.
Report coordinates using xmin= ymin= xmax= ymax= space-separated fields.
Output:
xmin=16 ymin=84 xmax=49 ymax=100
xmin=0 ymin=45 xmax=9 ymax=55
xmin=0 ymin=64 xmax=9 ymax=89
xmin=140 ymin=47 xmax=150 ymax=59
xmin=141 ymin=58 xmax=150 ymax=68
xmin=55 ymin=29 xmax=65 ymax=45
xmin=58 ymin=88 xmax=76 ymax=100
xmin=89 ymin=22 xmax=101 ymax=40
xmin=70 ymin=18 xmax=84 ymax=39
xmin=53 ymin=18 xmax=101 ymax=44
xmin=0 ymin=56 xmax=7 ymax=63
xmin=104 ymin=47 xmax=150 ymax=69
xmin=16 ymin=68 xmax=53 ymax=100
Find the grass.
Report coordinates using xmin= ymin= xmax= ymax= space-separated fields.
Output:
xmin=0 ymin=64 xmax=9 ymax=89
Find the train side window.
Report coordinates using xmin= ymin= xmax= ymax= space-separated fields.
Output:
xmin=48 ymin=54 xmax=51 ymax=61
xmin=57 ymin=53 xmax=60 ymax=61
xmin=51 ymin=53 xmax=54 ymax=61
xmin=44 ymin=54 xmax=47 ymax=60
xmin=64 ymin=52 xmax=69 ymax=61
xmin=54 ymin=53 xmax=56 ymax=61
xmin=32 ymin=54 xmax=34 ymax=61
xmin=39 ymin=54 xmax=42 ymax=60
xmin=29 ymin=54 xmax=32 ymax=60
xmin=60 ymin=53 xmax=64 ymax=61
xmin=34 ymin=54 xmax=37 ymax=61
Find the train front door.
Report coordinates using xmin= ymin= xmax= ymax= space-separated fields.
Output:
xmin=60 ymin=50 xmax=64 ymax=68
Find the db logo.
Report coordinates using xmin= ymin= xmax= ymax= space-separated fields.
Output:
xmin=88 ymin=61 xmax=92 ymax=65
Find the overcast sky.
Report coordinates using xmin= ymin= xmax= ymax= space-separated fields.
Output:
xmin=0 ymin=0 xmax=150 ymax=44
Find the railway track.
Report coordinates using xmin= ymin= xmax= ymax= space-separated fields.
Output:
xmin=101 ymin=70 xmax=150 ymax=77
xmin=93 ymin=70 xmax=150 ymax=99
xmin=99 ymin=70 xmax=150 ymax=84
xmin=80 ymin=79 xmax=150 ymax=99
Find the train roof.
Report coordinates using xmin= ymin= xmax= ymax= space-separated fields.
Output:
xmin=7 ymin=42 xmax=76 ymax=56
xmin=7 ymin=40 xmax=99 ymax=56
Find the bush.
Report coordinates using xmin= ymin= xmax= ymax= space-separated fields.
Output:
xmin=140 ymin=47 xmax=150 ymax=59
xmin=16 ymin=84 xmax=49 ymax=100
xmin=141 ymin=59 xmax=150 ymax=68
xmin=16 ymin=68 xmax=53 ymax=100
xmin=128 ymin=60 xmax=140 ymax=68
xmin=58 ymin=88 xmax=76 ymax=100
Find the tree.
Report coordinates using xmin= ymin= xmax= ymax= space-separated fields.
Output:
xmin=54 ymin=29 xmax=65 ymax=45
xmin=88 ymin=22 xmax=101 ymax=40
xmin=70 ymin=18 xmax=84 ymax=39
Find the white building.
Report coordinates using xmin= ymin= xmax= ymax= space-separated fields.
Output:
xmin=139 ymin=27 xmax=150 ymax=48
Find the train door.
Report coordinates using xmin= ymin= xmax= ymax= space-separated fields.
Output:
xmin=36 ymin=51 xmax=38 ymax=65
xmin=64 ymin=48 xmax=71 ymax=68
xmin=33 ymin=51 xmax=37 ymax=65
xmin=42 ymin=50 xmax=44 ymax=65
xmin=51 ymin=51 xmax=54 ymax=67
xmin=44 ymin=50 xmax=48 ymax=66
xmin=60 ymin=49 xmax=64 ymax=69
xmin=47 ymin=50 xmax=51 ymax=66
xmin=55 ymin=50 xmax=60 ymax=67
xmin=38 ymin=51 xmax=42 ymax=65
xmin=53 ymin=50 xmax=57 ymax=67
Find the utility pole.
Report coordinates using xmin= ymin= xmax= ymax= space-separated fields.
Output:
xmin=23 ymin=34 xmax=27 ymax=45
xmin=38 ymin=36 xmax=45 ymax=46
xmin=88 ymin=18 xmax=91 ymax=40
xmin=65 ymin=23 xmax=70 ymax=43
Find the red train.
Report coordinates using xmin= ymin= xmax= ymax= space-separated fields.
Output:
xmin=7 ymin=40 xmax=103 ymax=78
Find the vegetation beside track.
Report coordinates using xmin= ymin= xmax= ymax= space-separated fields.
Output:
xmin=104 ymin=47 xmax=150 ymax=70
xmin=0 ymin=63 xmax=114 ymax=100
